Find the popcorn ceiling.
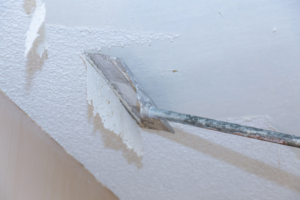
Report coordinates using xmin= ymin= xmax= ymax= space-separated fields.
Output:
xmin=2 ymin=1 xmax=300 ymax=199
xmin=83 ymin=55 xmax=143 ymax=156
xmin=21 ymin=0 xmax=179 ymax=156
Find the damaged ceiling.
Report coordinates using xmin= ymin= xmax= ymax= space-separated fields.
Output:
xmin=1 ymin=0 xmax=300 ymax=199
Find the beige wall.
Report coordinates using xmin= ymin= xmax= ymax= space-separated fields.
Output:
xmin=0 ymin=91 xmax=118 ymax=200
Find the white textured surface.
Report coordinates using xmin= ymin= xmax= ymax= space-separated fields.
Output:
xmin=84 ymin=55 xmax=143 ymax=156
xmin=24 ymin=0 xmax=46 ymax=57
xmin=1 ymin=0 xmax=300 ymax=199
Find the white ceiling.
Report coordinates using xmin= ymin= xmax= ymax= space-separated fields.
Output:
xmin=1 ymin=0 xmax=300 ymax=199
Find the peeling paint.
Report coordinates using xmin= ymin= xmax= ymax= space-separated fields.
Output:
xmin=24 ymin=0 xmax=47 ymax=57
xmin=83 ymin=53 xmax=143 ymax=156
xmin=2 ymin=0 xmax=300 ymax=199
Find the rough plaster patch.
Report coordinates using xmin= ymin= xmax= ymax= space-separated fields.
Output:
xmin=83 ymin=55 xmax=143 ymax=156
xmin=24 ymin=0 xmax=47 ymax=57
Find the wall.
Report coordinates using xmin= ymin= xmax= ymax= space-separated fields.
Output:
xmin=0 ymin=91 xmax=118 ymax=200
xmin=1 ymin=0 xmax=300 ymax=199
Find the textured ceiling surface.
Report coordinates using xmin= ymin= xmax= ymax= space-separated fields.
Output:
xmin=1 ymin=0 xmax=300 ymax=199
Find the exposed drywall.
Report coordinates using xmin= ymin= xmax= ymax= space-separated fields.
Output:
xmin=1 ymin=0 xmax=300 ymax=199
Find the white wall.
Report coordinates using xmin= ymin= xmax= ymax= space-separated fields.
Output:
xmin=1 ymin=0 xmax=300 ymax=199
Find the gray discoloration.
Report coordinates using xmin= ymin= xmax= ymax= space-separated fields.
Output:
xmin=149 ymin=107 xmax=300 ymax=148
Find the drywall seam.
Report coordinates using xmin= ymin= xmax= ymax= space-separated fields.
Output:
xmin=83 ymin=54 xmax=143 ymax=156
xmin=24 ymin=0 xmax=47 ymax=57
